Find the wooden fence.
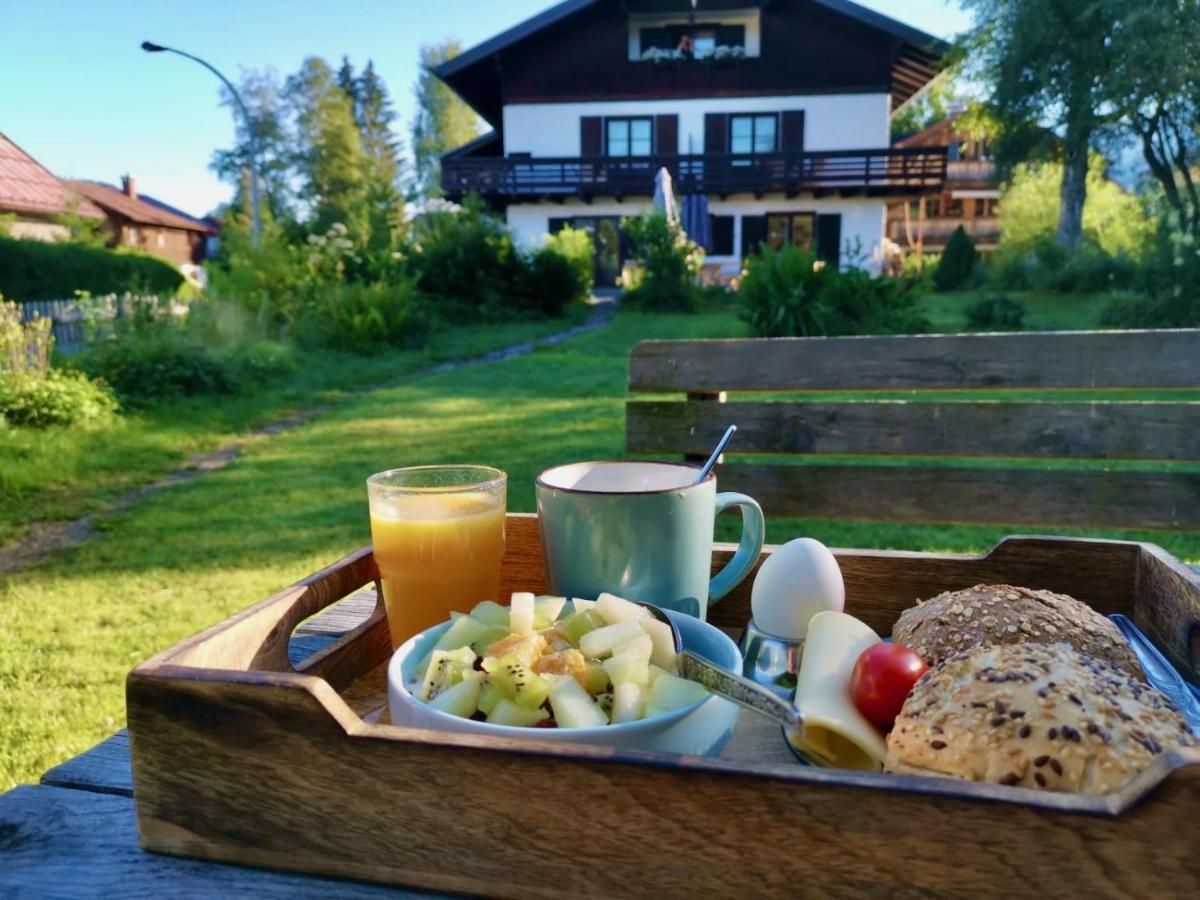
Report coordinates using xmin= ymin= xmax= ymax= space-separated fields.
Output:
xmin=18 ymin=296 xmax=185 ymax=354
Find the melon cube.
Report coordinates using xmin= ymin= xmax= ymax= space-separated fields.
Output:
xmin=596 ymin=592 xmax=652 ymax=626
xmin=644 ymin=671 xmax=708 ymax=717
xmin=612 ymin=633 xmax=653 ymax=659
xmin=510 ymin=592 xmax=535 ymax=635
xmin=611 ymin=681 xmax=646 ymax=724
xmin=470 ymin=600 xmax=510 ymax=629
xmin=532 ymin=595 xmax=568 ymax=628
xmin=433 ymin=615 xmax=494 ymax=653
xmin=427 ymin=672 xmax=482 ymax=718
xmin=603 ymin=647 xmax=651 ymax=686
xmin=578 ymin=619 xmax=646 ymax=658
xmin=549 ymin=676 xmax=608 ymax=728
xmin=640 ymin=617 xmax=679 ymax=673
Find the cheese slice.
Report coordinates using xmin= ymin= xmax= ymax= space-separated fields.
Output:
xmin=790 ymin=610 xmax=888 ymax=771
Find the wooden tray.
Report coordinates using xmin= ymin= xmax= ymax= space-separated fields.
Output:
xmin=127 ymin=514 xmax=1200 ymax=897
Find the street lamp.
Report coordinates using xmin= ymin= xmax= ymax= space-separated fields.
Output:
xmin=141 ymin=41 xmax=261 ymax=247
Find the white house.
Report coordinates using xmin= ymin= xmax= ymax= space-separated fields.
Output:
xmin=435 ymin=0 xmax=947 ymax=284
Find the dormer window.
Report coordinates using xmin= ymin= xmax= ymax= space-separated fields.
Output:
xmin=629 ymin=9 xmax=761 ymax=60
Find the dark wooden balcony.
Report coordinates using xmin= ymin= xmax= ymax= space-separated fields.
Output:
xmin=442 ymin=147 xmax=947 ymax=201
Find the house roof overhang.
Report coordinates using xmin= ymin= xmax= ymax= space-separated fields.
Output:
xmin=435 ymin=0 xmax=948 ymax=128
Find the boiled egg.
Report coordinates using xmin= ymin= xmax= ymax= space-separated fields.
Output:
xmin=750 ymin=538 xmax=845 ymax=640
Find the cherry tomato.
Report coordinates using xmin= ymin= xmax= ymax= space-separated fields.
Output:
xmin=849 ymin=643 xmax=928 ymax=730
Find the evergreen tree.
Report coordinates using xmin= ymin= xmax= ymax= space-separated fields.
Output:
xmin=356 ymin=60 xmax=407 ymax=246
xmin=285 ymin=56 xmax=370 ymax=238
xmin=411 ymin=39 xmax=481 ymax=198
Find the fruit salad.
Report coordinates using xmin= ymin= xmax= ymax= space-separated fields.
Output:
xmin=412 ymin=592 xmax=710 ymax=728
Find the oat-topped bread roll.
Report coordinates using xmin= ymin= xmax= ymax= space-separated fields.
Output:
xmin=884 ymin=642 xmax=1195 ymax=794
xmin=893 ymin=584 xmax=1143 ymax=679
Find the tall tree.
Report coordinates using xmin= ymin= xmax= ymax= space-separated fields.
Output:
xmin=355 ymin=60 xmax=407 ymax=246
xmin=210 ymin=68 xmax=294 ymax=224
xmin=1107 ymin=1 xmax=1200 ymax=236
xmin=958 ymin=0 xmax=1123 ymax=249
xmin=411 ymin=39 xmax=481 ymax=198
xmin=285 ymin=56 xmax=371 ymax=238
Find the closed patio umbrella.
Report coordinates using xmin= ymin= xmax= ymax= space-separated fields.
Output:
xmin=681 ymin=194 xmax=711 ymax=251
xmin=653 ymin=166 xmax=679 ymax=226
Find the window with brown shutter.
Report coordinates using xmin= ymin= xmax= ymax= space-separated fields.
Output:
xmin=580 ymin=116 xmax=602 ymax=156
xmin=704 ymin=113 xmax=728 ymax=154
xmin=655 ymin=115 xmax=678 ymax=156
xmin=781 ymin=110 xmax=805 ymax=152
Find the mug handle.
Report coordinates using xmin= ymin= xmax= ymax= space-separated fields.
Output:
xmin=709 ymin=492 xmax=765 ymax=605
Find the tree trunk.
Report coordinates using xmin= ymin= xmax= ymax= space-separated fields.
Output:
xmin=1056 ymin=125 xmax=1089 ymax=250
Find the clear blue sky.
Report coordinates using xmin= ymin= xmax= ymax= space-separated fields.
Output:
xmin=0 ymin=1 xmax=971 ymax=218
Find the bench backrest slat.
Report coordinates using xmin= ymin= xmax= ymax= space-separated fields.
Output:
xmin=625 ymin=330 xmax=1200 ymax=530
xmin=627 ymin=399 xmax=1200 ymax=461
xmin=628 ymin=330 xmax=1200 ymax=393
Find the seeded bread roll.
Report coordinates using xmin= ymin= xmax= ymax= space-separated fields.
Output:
xmin=884 ymin=642 xmax=1195 ymax=794
xmin=892 ymin=584 xmax=1143 ymax=680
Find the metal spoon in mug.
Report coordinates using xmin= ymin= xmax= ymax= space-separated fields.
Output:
xmin=636 ymin=601 xmax=805 ymax=736
xmin=692 ymin=425 xmax=737 ymax=485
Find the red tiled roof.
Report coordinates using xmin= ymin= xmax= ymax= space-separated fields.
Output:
xmin=66 ymin=180 xmax=217 ymax=234
xmin=0 ymin=133 xmax=104 ymax=219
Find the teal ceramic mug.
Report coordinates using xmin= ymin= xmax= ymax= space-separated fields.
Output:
xmin=535 ymin=461 xmax=765 ymax=621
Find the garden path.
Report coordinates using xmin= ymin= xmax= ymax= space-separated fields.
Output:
xmin=0 ymin=297 xmax=618 ymax=575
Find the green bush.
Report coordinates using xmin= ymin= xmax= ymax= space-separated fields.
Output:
xmin=295 ymin=279 xmax=434 ymax=352
xmin=520 ymin=245 xmax=588 ymax=317
xmin=620 ymin=212 xmax=704 ymax=312
xmin=933 ymin=226 xmax=978 ymax=291
xmin=739 ymin=244 xmax=929 ymax=337
xmin=991 ymin=238 xmax=1138 ymax=293
xmin=0 ymin=237 xmax=183 ymax=301
xmin=535 ymin=225 xmax=593 ymax=310
xmin=965 ymin=295 xmax=1026 ymax=331
xmin=77 ymin=331 xmax=237 ymax=402
xmin=409 ymin=198 xmax=522 ymax=319
xmin=0 ymin=369 xmax=117 ymax=428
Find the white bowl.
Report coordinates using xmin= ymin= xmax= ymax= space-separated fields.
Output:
xmin=387 ymin=608 xmax=741 ymax=756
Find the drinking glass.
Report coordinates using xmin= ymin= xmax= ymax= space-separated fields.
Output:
xmin=367 ymin=465 xmax=507 ymax=648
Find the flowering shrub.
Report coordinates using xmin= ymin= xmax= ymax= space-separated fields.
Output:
xmin=620 ymin=211 xmax=705 ymax=312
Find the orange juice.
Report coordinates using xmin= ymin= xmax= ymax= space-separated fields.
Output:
xmin=370 ymin=493 xmax=506 ymax=647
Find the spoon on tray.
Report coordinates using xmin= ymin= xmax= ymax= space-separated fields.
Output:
xmin=636 ymin=601 xmax=806 ymax=737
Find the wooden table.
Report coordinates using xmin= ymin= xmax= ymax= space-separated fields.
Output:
xmin=0 ymin=594 xmax=431 ymax=898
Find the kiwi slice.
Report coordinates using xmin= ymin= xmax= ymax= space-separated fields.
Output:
xmin=561 ymin=609 xmax=607 ymax=644
xmin=477 ymin=677 xmax=505 ymax=716
xmin=418 ymin=646 xmax=477 ymax=702
xmin=482 ymin=653 xmax=551 ymax=710
xmin=580 ymin=660 xmax=610 ymax=695
xmin=486 ymin=698 xmax=550 ymax=727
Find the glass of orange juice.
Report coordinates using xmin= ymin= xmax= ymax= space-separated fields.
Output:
xmin=367 ymin=465 xmax=507 ymax=648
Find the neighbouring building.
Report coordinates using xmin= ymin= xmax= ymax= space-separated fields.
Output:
xmin=434 ymin=0 xmax=948 ymax=284
xmin=67 ymin=176 xmax=218 ymax=275
xmin=0 ymin=132 xmax=105 ymax=241
xmin=886 ymin=112 xmax=1000 ymax=254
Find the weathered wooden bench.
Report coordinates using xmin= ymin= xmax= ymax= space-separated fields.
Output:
xmin=627 ymin=329 xmax=1200 ymax=531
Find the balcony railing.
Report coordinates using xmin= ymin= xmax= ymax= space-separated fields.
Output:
xmin=442 ymin=148 xmax=946 ymax=200
xmin=946 ymin=159 xmax=997 ymax=184
xmin=887 ymin=216 xmax=1001 ymax=246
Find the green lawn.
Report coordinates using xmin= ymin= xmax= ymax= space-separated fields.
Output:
xmin=916 ymin=288 xmax=1121 ymax=333
xmin=0 ymin=311 xmax=587 ymax=544
xmin=2 ymin=303 xmax=1196 ymax=790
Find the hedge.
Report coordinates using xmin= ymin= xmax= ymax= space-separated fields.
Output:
xmin=0 ymin=237 xmax=184 ymax=301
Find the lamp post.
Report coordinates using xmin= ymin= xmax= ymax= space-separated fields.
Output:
xmin=141 ymin=41 xmax=261 ymax=247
